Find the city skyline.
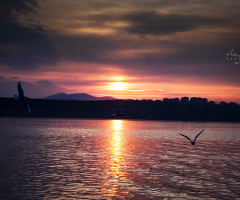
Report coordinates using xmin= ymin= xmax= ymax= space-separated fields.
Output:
xmin=0 ymin=0 xmax=240 ymax=103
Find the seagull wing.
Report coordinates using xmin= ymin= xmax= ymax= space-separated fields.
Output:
xmin=21 ymin=99 xmax=31 ymax=113
xmin=26 ymin=101 xmax=31 ymax=113
xmin=193 ymin=129 xmax=204 ymax=142
xmin=18 ymin=82 xmax=24 ymax=97
xmin=179 ymin=133 xmax=192 ymax=142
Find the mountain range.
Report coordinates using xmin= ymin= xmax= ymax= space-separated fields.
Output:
xmin=43 ymin=93 xmax=115 ymax=101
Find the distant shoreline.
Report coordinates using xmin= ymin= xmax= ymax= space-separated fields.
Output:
xmin=1 ymin=97 xmax=240 ymax=122
xmin=1 ymin=116 xmax=240 ymax=124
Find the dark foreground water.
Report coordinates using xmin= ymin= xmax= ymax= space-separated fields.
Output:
xmin=0 ymin=118 xmax=240 ymax=199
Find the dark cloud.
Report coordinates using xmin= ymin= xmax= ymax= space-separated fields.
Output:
xmin=124 ymin=11 xmax=215 ymax=35
xmin=66 ymin=11 xmax=240 ymax=68
xmin=0 ymin=0 xmax=57 ymax=70
xmin=0 ymin=0 xmax=39 ymax=15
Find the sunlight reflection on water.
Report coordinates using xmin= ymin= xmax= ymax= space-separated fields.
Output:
xmin=0 ymin=118 xmax=240 ymax=199
xmin=102 ymin=120 xmax=126 ymax=197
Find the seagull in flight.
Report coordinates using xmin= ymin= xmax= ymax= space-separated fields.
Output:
xmin=179 ymin=129 xmax=204 ymax=145
xmin=14 ymin=81 xmax=31 ymax=113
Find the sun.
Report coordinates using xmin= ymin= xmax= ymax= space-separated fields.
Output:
xmin=111 ymin=82 xmax=124 ymax=90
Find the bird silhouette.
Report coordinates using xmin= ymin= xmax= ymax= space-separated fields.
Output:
xmin=179 ymin=129 xmax=204 ymax=145
xmin=14 ymin=82 xmax=31 ymax=113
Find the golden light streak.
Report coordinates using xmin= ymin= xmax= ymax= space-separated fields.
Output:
xmin=102 ymin=120 xmax=126 ymax=197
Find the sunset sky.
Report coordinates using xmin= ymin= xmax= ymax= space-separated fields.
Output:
xmin=0 ymin=0 xmax=240 ymax=103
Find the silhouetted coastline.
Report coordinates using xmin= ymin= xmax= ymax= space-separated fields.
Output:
xmin=1 ymin=97 xmax=240 ymax=122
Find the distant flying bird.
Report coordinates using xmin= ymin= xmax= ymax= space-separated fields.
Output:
xmin=14 ymin=82 xmax=31 ymax=113
xmin=179 ymin=129 xmax=204 ymax=145
xmin=113 ymin=108 xmax=123 ymax=116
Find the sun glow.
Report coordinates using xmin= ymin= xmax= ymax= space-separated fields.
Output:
xmin=110 ymin=82 xmax=125 ymax=90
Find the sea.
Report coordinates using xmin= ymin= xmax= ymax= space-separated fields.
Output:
xmin=0 ymin=117 xmax=240 ymax=199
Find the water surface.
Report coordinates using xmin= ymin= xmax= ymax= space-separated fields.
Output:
xmin=0 ymin=118 xmax=240 ymax=199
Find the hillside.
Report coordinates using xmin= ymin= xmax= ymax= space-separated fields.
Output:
xmin=43 ymin=93 xmax=115 ymax=101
